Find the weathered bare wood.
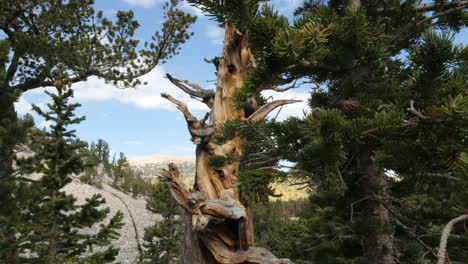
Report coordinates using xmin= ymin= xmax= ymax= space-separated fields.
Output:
xmin=437 ymin=214 xmax=468 ymax=264
xmin=166 ymin=73 xmax=215 ymax=108
xmin=248 ymin=100 xmax=302 ymax=121
xmin=161 ymin=164 xmax=246 ymax=226
xmin=202 ymin=233 xmax=293 ymax=264
xmin=161 ymin=93 xmax=215 ymax=144
xmin=161 ymin=93 xmax=197 ymax=122
xmin=201 ymin=189 xmax=246 ymax=221
xmin=160 ymin=23 xmax=292 ymax=264
xmin=160 ymin=163 xmax=196 ymax=213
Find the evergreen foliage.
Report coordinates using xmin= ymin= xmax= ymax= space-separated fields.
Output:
xmin=143 ymin=180 xmax=183 ymax=264
xmin=78 ymin=139 xmax=152 ymax=197
xmin=253 ymin=199 xmax=312 ymax=263
xmin=186 ymin=0 xmax=265 ymax=29
xmin=213 ymin=1 xmax=467 ymax=263
xmin=111 ymin=152 xmax=151 ymax=197
xmin=14 ymin=82 xmax=124 ymax=263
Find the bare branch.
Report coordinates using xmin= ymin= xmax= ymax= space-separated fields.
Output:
xmin=161 ymin=93 xmax=215 ymax=144
xmin=267 ymin=81 xmax=298 ymax=92
xmin=394 ymin=218 xmax=438 ymax=259
xmin=201 ymin=112 xmax=210 ymax=126
xmin=407 ymin=100 xmax=429 ymax=120
xmin=350 ymin=196 xmax=371 ymax=223
xmin=160 ymin=163 xmax=197 ymax=213
xmin=418 ymin=172 xmax=461 ymax=181
xmin=287 ymin=61 xmax=344 ymax=73
xmin=416 ymin=3 xmax=468 ymax=26
xmin=372 ymin=0 xmax=468 ymax=14
xmin=272 ymin=105 xmax=284 ymax=122
xmin=165 ymin=73 xmax=215 ymax=108
xmin=248 ymin=100 xmax=302 ymax=121
xmin=414 ymin=0 xmax=468 ymax=11
xmin=437 ymin=215 xmax=468 ymax=264
xmin=266 ymin=80 xmax=316 ymax=93
xmin=161 ymin=93 xmax=197 ymax=122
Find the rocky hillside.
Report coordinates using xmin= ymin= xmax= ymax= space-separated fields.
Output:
xmin=62 ymin=179 xmax=160 ymax=264
xmin=129 ymin=155 xmax=196 ymax=185
xmin=129 ymin=155 xmax=309 ymax=200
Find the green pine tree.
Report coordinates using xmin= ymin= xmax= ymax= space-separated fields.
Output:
xmin=17 ymin=80 xmax=124 ymax=263
xmin=143 ymin=180 xmax=184 ymax=264
xmin=0 ymin=39 xmax=35 ymax=262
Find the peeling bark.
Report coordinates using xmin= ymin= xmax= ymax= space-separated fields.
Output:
xmin=160 ymin=24 xmax=296 ymax=264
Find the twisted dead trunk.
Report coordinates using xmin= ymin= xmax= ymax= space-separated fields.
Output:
xmin=160 ymin=24 xmax=295 ymax=264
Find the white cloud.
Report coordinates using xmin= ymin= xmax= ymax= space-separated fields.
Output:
xmin=122 ymin=0 xmax=161 ymax=8
xmin=124 ymin=140 xmax=144 ymax=145
xmin=72 ymin=66 xmax=208 ymax=112
xmin=181 ymin=1 xmax=206 ymax=17
xmin=206 ymin=24 xmax=224 ymax=45
xmin=16 ymin=67 xmax=307 ymax=124
xmin=14 ymin=98 xmax=32 ymax=115
xmin=261 ymin=89 xmax=310 ymax=121
xmin=20 ymin=66 xmax=210 ymax=116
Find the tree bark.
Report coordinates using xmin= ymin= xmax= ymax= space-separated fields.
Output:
xmin=161 ymin=24 xmax=293 ymax=264
xmin=357 ymin=146 xmax=399 ymax=264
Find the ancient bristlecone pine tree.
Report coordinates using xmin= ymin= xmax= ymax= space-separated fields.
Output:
xmin=160 ymin=24 xmax=299 ymax=264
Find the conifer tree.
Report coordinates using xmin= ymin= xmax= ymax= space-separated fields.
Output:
xmin=210 ymin=1 xmax=467 ymax=263
xmin=143 ymin=180 xmax=184 ymax=264
xmin=0 ymin=39 xmax=35 ymax=262
xmin=17 ymin=80 xmax=124 ymax=263
xmin=0 ymin=1 xmax=195 ymax=260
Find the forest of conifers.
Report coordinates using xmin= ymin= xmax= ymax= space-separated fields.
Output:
xmin=0 ymin=0 xmax=467 ymax=264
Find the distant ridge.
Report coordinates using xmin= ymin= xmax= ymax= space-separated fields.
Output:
xmin=129 ymin=154 xmax=195 ymax=166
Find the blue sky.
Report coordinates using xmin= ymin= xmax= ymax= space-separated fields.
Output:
xmin=14 ymin=0 xmax=467 ymax=158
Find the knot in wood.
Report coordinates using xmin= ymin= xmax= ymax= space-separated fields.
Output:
xmin=227 ymin=64 xmax=236 ymax=74
xmin=189 ymin=198 xmax=197 ymax=206
xmin=191 ymin=136 xmax=202 ymax=145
